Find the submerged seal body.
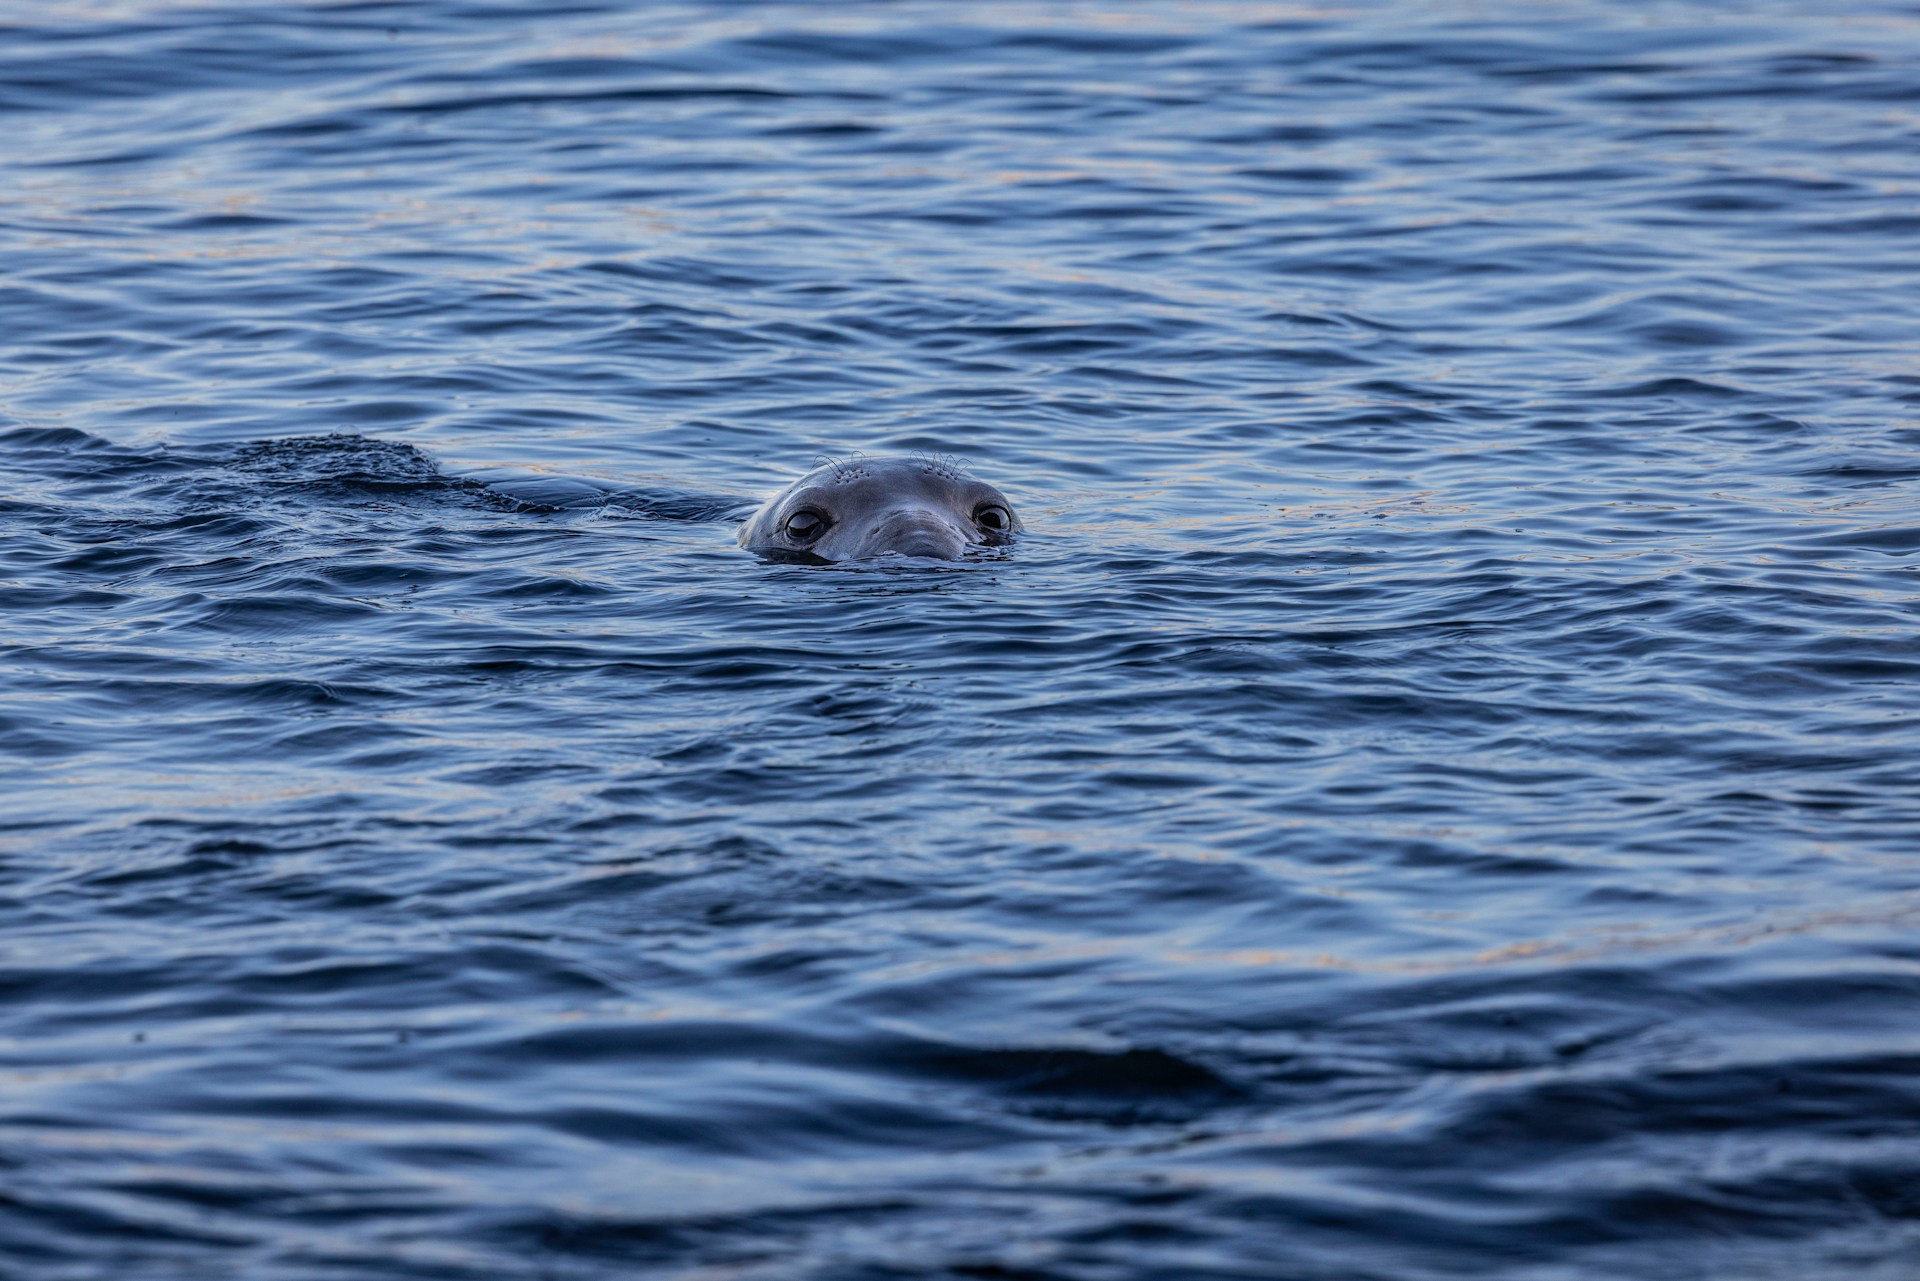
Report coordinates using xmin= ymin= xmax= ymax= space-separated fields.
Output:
xmin=737 ymin=455 xmax=1021 ymax=564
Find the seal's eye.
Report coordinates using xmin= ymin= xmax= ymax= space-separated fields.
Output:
xmin=785 ymin=510 xmax=827 ymax=541
xmin=975 ymin=504 xmax=1013 ymax=533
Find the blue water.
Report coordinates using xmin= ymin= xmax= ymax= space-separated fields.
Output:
xmin=5 ymin=2 xmax=1920 ymax=1277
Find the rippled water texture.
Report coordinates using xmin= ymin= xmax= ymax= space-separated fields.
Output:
xmin=5 ymin=2 xmax=1920 ymax=1277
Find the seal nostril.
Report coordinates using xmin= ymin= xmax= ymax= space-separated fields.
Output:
xmin=867 ymin=513 xmax=969 ymax=560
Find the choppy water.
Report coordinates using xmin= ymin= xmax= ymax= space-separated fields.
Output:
xmin=5 ymin=2 xmax=1920 ymax=1277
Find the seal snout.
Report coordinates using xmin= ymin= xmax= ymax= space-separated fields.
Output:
xmin=861 ymin=506 xmax=972 ymax=560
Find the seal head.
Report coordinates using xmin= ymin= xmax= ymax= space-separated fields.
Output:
xmin=737 ymin=456 xmax=1020 ymax=564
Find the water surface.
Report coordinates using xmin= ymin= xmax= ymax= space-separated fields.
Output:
xmin=4 ymin=2 xmax=1920 ymax=1278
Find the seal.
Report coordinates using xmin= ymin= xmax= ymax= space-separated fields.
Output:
xmin=737 ymin=455 xmax=1021 ymax=564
